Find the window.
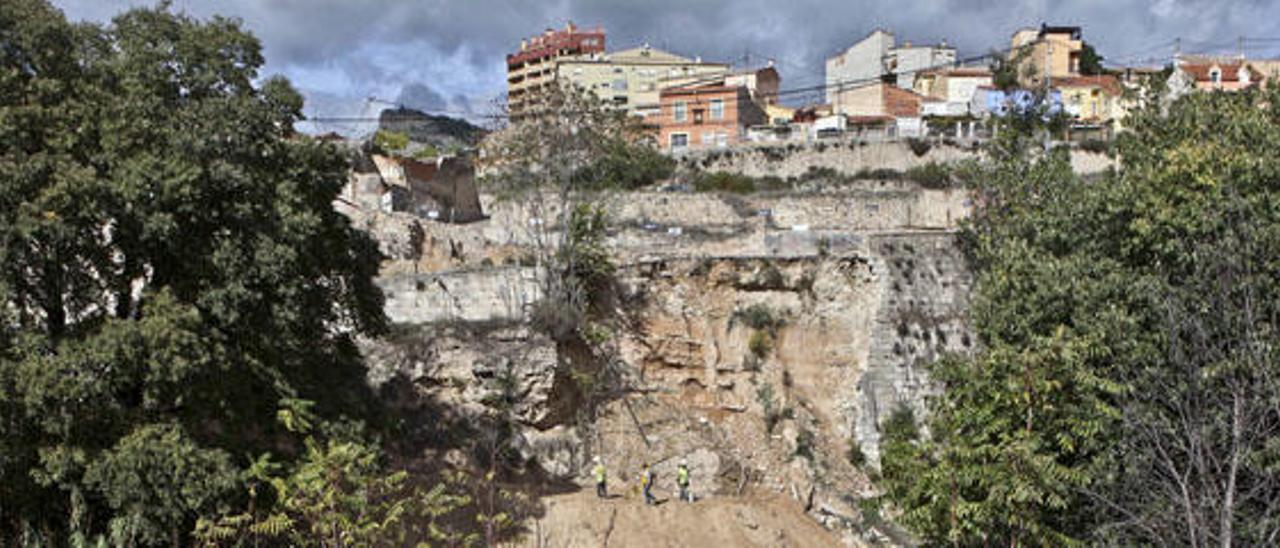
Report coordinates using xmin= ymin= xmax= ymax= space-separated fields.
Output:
xmin=716 ymin=132 xmax=728 ymax=148
xmin=702 ymin=131 xmax=715 ymax=145
xmin=1210 ymin=68 xmax=1222 ymax=84
xmin=611 ymin=79 xmax=627 ymax=91
xmin=710 ymin=99 xmax=724 ymax=120
xmin=674 ymin=101 xmax=687 ymax=122
xmin=670 ymin=133 xmax=688 ymax=149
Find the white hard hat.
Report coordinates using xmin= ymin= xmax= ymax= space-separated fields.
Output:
xmin=680 ymin=459 xmax=688 ymax=466
xmin=593 ymin=456 xmax=601 ymax=463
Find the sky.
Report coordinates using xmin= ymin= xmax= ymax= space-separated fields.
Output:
xmin=49 ymin=0 xmax=1280 ymax=132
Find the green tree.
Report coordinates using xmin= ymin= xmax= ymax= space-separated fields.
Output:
xmin=373 ymin=129 xmax=410 ymax=154
xmin=880 ymin=99 xmax=1143 ymax=545
xmin=1079 ymin=43 xmax=1104 ymax=76
xmin=992 ymin=47 xmax=1031 ymax=91
xmin=0 ymin=1 xmax=387 ymax=543
xmin=571 ymin=137 xmax=674 ymax=191
xmin=882 ymin=82 xmax=1280 ymax=544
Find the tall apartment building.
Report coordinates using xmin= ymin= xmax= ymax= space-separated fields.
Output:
xmin=506 ymin=22 xmax=605 ymax=115
xmin=556 ymin=45 xmax=729 ymax=118
xmin=825 ymin=29 xmax=955 ymax=104
xmin=1009 ymin=24 xmax=1084 ymax=87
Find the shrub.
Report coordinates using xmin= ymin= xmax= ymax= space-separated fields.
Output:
xmin=857 ymin=497 xmax=883 ymax=525
xmin=851 ymin=167 xmax=903 ymax=181
xmin=847 ymin=442 xmax=866 ymax=468
xmin=793 ymin=428 xmax=816 ymax=461
xmin=562 ymin=203 xmax=614 ymax=289
xmin=748 ymin=330 xmax=774 ymax=358
xmin=372 ymin=129 xmax=410 ymax=153
xmin=412 ymin=144 xmax=440 ymax=159
xmin=573 ymin=139 xmax=675 ymax=190
xmin=757 ymin=263 xmax=786 ymax=289
xmin=906 ymin=137 xmax=932 ymax=157
xmin=757 ymin=175 xmax=789 ymax=191
xmin=905 ymin=162 xmax=953 ymax=189
xmin=1078 ymin=138 xmax=1113 ymax=155
xmin=693 ymin=171 xmax=756 ymax=194
xmin=734 ymin=303 xmax=783 ymax=331
xmin=756 ymin=384 xmax=781 ymax=434
xmin=530 ymin=297 xmax=585 ymax=342
xmin=798 ymin=166 xmax=841 ymax=183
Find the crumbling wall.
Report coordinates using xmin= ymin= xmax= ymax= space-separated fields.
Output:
xmin=681 ymin=140 xmax=1114 ymax=178
xmin=347 ymin=185 xmax=971 ymax=275
xmin=379 ymin=266 xmax=541 ymax=324
xmin=855 ymin=233 xmax=973 ymax=465
xmin=682 ymin=141 xmax=978 ymax=179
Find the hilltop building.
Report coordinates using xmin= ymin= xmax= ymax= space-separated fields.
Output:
xmin=506 ymin=23 xmax=728 ymax=119
xmin=506 ymin=22 xmax=606 ymax=116
xmin=913 ymin=68 xmax=993 ymax=116
xmin=1170 ymin=54 xmax=1264 ymax=93
xmin=825 ymin=29 xmax=956 ymax=104
xmin=556 ymin=45 xmax=729 ymax=118
xmin=656 ymin=67 xmax=779 ymax=151
xmin=1009 ymin=24 xmax=1084 ymax=87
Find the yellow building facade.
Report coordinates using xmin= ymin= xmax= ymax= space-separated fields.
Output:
xmin=1010 ymin=25 xmax=1084 ymax=87
xmin=556 ymin=46 xmax=728 ymax=118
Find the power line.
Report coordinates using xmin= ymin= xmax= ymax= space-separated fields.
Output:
xmin=307 ymin=45 xmax=1018 ymax=123
xmin=305 ymin=35 xmax=1243 ymax=125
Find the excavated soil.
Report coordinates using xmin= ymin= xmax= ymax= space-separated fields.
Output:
xmin=520 ymin=488 xmax=840 ymax=547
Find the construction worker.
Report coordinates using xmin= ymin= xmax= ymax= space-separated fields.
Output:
xmin=676 ymin=460 xmax=692 ymax=503
xmin=592 ymin=456 xmax=607 ymax=498
xmin=640 ymin=462 xmax=656 ymax=505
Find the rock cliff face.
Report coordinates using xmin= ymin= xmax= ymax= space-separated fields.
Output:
xmin=378 ymin=107 xmax=485 ymax=149
xmin=353 ymin=180 xmax=974 ymax=544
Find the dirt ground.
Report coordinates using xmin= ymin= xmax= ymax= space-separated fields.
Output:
xmin=518 ymin=487 xmax=840 ymax=547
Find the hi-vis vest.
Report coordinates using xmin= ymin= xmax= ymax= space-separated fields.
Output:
xmin=677 ymin=467 xmax=689 ymax=486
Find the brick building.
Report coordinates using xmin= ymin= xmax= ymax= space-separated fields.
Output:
xmin=656 ymin=67 xmax=777 ymax=151
xmin=657 ymin=85 xmax=767 ymax=151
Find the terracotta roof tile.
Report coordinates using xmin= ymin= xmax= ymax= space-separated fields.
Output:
xmin=883 ymin=85 xmax=923 ymax=117
xmin=1051 ymin=75 xmax=1123 ymax=95
xmin=1179 ymin=62 xmax=1262 ymax=83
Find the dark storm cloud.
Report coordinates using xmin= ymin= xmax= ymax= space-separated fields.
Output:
xmin=396 ymin=82 xmax=448 ymax=111
xmin=51 ymin=0 xmax=1280 ymax=125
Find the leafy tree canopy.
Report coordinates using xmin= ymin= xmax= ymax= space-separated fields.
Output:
xmin=882 ymin=82 xmax=1280 ymax=544
xmin=0 ymin=0 xmax=390 ymax=543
